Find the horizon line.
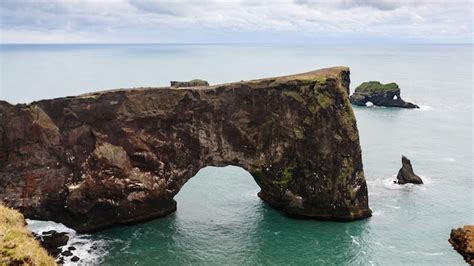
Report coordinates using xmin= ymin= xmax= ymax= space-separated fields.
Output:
xmin=0 ymin=42 xmax=473 ymax=45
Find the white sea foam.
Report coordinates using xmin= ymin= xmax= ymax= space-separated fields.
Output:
xmin=350 ymin=235 xmax=360 ymax=246
xmin=26 ymin=219 xmax=107 ymax=265
xmin=407 ymin=251 xmax=444 ymax=256
xmin=382 ymin=177 xmax=406 ymax=190
xmin=416 ymin=105 xmax=433 ymax=111
xmin=377 ymin=175 xmax=432 ymax=190
xmin=443 ymin=157 xmax=456 ymax=162
xmin=365 ymin=101 xmax=374 ymax=107
xmin=371 ymin=211 xmax=383 ymax=216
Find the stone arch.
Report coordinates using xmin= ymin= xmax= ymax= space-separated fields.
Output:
xmin=0 ymin=67 xmax=371 ymax=233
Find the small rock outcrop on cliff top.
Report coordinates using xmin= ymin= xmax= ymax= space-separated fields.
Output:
xmin=396 ymin=156 xmax=423 ymax=184
xmin=170 ymin=79 xmax=209 ymax=87
xmin=449 ymin=225 xmax=474 ymax=265
xmin=349 ymin=81 xmax=419 ymax=108
xmin=0 ymin=66 xmax=371 ymax=233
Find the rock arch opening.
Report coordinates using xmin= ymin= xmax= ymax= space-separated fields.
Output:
xmin=173 ymin=165 xmax=262 ymax=222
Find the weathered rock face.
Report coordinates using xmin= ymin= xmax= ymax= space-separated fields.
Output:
xmin=396 ymin=156 xmax=423 ymax=184
xmin=449 ymin=225 xmax=474 ymax=265
xmin=350 ymin=81 xmax=419 ymax=108
xmin=0 ymin=67 xmax=371 ymax=233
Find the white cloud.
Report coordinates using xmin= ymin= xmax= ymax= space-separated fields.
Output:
xmin=0 ymin=0 xmax=471 ymax=43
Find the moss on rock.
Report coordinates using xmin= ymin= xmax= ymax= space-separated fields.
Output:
xmin=293 ymin=127 xmax=305 ymax=139
xmin=316 ymin=92 xmax=333 ymax=109
xmin=282 ymin=90 xmax=305 ymax=103
xmin=355 ymin=81 xmax=399 ymax=93
xmin=273 ymin=162 xmax=298 ymax=189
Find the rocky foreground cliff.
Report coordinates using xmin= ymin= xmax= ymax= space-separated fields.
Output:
xmin=0 ymin=67 xmax=371 ymax=233
xmin=450 ymin=225 xmax=474 ymax=265
xmin=0 ymin=204 xmax=55 ymax=265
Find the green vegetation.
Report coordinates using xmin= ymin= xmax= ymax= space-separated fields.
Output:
xmin=301 ymin=75 xmax=327 ymax=84
xmin=293 ymin=127 xmax=305 ymax=139
xmin=337 ymin=158 xmax=354 ymax=182
xmin=282 ymin=90 xmax=305 ymax=103
xmin=0 ymin=204 xmax=55 ymax=265
xmin=273 ymin=162 xmax=297 ymax=188
xmin=316 ymin=92 xmax=333 ymax=109
xmin=355 ymin=81 xmax=399 ymax=93
xmin=307 ymin=104 xmax=317 ymax=114
xmin=303 ymin=116 xmax=312 ymax=125
xmin=309 ymin=76 xmax=327 ymax=84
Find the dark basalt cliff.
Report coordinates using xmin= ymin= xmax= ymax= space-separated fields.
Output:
xmin=0 ymin=67 xmax=371 ymax=233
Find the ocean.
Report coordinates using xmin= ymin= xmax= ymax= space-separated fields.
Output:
xmin=0 ymin=44 xmax=472 ymax=265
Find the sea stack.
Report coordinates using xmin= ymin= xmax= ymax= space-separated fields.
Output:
xmin=396 ymin=156 xmax=423 ymax=184
xmin=449 ymin=225 xmax=474 ymax=265
xmin=0 ymin=67 xmax=372 ymax=233
xmin=349 ymin=81 xmax=419 ymax=108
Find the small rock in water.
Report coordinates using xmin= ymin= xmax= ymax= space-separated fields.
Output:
xmin=62 ymin=250 xmax=73 ymax=257
xmin=42 ymin=230 xmax=57 ymax=235
xmin=396 ymin=155 xmax=423 ymax=184
xmin=71 ymin=256 xmax=80 ymax=262
xmin=68 ymin=246 xmax=76 ymax=251
xmin=39 ymin=231 xmax=70 ymax=258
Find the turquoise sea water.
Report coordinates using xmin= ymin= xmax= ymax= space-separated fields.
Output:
xmin=1 ymin=44 xmax=472 ymax=265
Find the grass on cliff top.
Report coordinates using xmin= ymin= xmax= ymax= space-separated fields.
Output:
xmin=0 ymin=204 xmax=56 ymax=265
xmin=355 ymin=81 xmax=399 ymax=93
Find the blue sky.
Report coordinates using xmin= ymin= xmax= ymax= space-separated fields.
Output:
xmin=0 ymin=0 xmax=472 ymax=44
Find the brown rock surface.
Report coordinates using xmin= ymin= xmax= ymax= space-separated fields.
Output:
xmin=449 ymin=225 xmax=474 ymax=265
xmin=0 ymin=66 xmax=371 ymax=233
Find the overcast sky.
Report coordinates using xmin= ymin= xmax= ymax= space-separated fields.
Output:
xmin=0 ymin=0 xmax=472 ymax=44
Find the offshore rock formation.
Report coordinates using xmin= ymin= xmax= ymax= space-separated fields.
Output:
xmin=0 ymin=67 xmax=371 ymax=233
xmin=396 ymin=156 xmax=423 ymax=184
xmin=449 ymin=225 xmax=474 ymax=265
xmin=350 ymin=81 xmax=419 ymax=108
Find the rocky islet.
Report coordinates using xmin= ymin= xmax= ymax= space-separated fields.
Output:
xmin=349 ymin=81 xmax=419 ymax=108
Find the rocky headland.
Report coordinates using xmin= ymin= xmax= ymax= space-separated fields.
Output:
xmin=349 ymin=81 xmax=419 ymax=108
xmin=0 ymin=66 xmax=371 ymax=233
xmin=449 ymin=225 xmax=474 ymax=265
